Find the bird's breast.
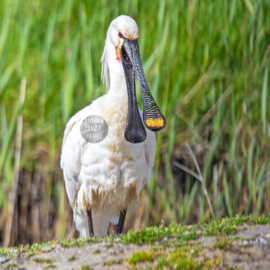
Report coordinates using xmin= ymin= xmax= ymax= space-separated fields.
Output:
xmin=100 ymin=93 xmax=129 ymax=152
xmin=76 ymin=93 xmax=148 ymax=215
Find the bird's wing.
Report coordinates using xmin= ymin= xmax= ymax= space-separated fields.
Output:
xmin=61 ymin=95 xmax=105 ymax=208
xmin=60 ymin=106 xmax=90 ymax=208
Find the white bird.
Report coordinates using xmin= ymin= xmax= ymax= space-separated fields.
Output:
xmin=60 ymin=15 xmax=165 ymax=237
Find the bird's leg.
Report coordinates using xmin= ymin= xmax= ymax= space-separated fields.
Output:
xmin=87 ymin=209 xmax=94 ymax=237
xmin=116 ymin=209 xmax=127 ymax=235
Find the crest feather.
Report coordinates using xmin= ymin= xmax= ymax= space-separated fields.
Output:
xmin=101 ymin=38 xmax=110 ymax=90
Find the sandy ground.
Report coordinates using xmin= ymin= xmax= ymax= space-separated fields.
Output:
xmin=199 ymin=224 xmax=270 ymax=270
xmin=0 ymin=224 xmax=269 ymax=270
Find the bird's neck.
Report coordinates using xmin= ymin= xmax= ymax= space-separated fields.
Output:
xmin=107 ymin=43 xmax=128 ymax=103
xmin=101 ymin=43 xmax=128 ymax=132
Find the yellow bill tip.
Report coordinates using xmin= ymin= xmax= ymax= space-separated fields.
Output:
xmin=145 ymin=117 xmax=165 ymax=130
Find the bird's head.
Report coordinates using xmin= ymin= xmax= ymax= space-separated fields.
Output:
xmin=108 ymin=15 xmax=139 ymax=48
xmin=101 ymin=15 xmax=166 ymax=144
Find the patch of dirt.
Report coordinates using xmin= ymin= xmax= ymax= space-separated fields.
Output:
xmin=0 ymin=224 xmax=269 ymax=270
xmin=199 ymin=225 xmax=270 ymax=270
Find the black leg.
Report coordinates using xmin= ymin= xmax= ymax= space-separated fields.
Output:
xmin=87 ymin=209 xmax=94 ymax=237
xmin=116 ymin=209 xmax=127 ymax=235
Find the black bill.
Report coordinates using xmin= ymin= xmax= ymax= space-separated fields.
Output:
xmin=120 ymin=37 xmax=166 ymax=144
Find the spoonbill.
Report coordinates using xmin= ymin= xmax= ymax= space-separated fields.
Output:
xmin=60 ymin=15 xmax=165 ymax=237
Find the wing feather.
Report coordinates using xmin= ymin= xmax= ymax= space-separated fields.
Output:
xmin=60 ymin=110 xmax=86 ymax=207
xmin=61 ymin=96 xmax=104 ymax=208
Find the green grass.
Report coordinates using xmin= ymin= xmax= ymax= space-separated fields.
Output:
xmin=119 ymin=214 xmax=269 ymax=245
xmin=0 ymin=214 xmax=267 ymax=259
xmin=32 ymin=257 xmax=54 ymax=263
xmin=4 ymin=264 xmax=18 ymax=270
xmin=213 ymin=237 xmax=230 ymax=250
xmin=80 ymin=265 xmax=93 ymax=270
xmin=128 ymin=245 xmax=227 ymax=270
xmin=44 ymin=265 xmax=57 ymax=269
xmin=0 ymin=0 xmax=270 ymax=244
xmin=92 ymin=249 xmax=101 ymax=254
xmin=128 ymin=249 xmax=163 ymax=265
xmin=102 ymin=259 xmax=116 ymax=266
xmin=68 ymin=255 xmax=78 ymax=261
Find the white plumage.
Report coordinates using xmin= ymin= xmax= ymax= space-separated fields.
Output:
xmin=60 ymin=15 xmax=156 ymax=237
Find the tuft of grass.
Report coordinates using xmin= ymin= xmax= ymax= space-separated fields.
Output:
xmin=32 ymin=257 xmax=54 ymax=264
xmin=25 ymin=253 xmax=35 ymax=259
xmin=0 ymin=241 xmax=56 ymax=259
xmin=80 ymin=264 xmax=93 ymax=270
xmin=102 ymin=259 xmax=116 ymax=266
xmin=201 ymin=214 xmax=270 ymax=237
xmin=4 ymin=264 xmax=18 ymax=270
xmin=44 ymin=264 xmax=57 ymax=269
xmin=128 ymin=249 xmax=163 ymax=265
xmin=120 ymin=214 xmax=269 ymax=245
xmin=60 ymin=237 xmax=98 ymax=248
xmin=68 ymin=255 xmax=78 ymax=261
xmin=213 ymin=237 xmax=229 ymax=250
xmin=128 ymin=245 xmax=227 ymax=269
xmin=92 ymin=249 xmax=101 ymax=254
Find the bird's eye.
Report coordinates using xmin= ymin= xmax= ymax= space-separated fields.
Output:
xmin=118 ymin=32 xmax=123 ymax=37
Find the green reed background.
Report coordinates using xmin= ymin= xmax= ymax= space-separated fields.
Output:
xmin=0 ymin=0 xmax=269 ymax=245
